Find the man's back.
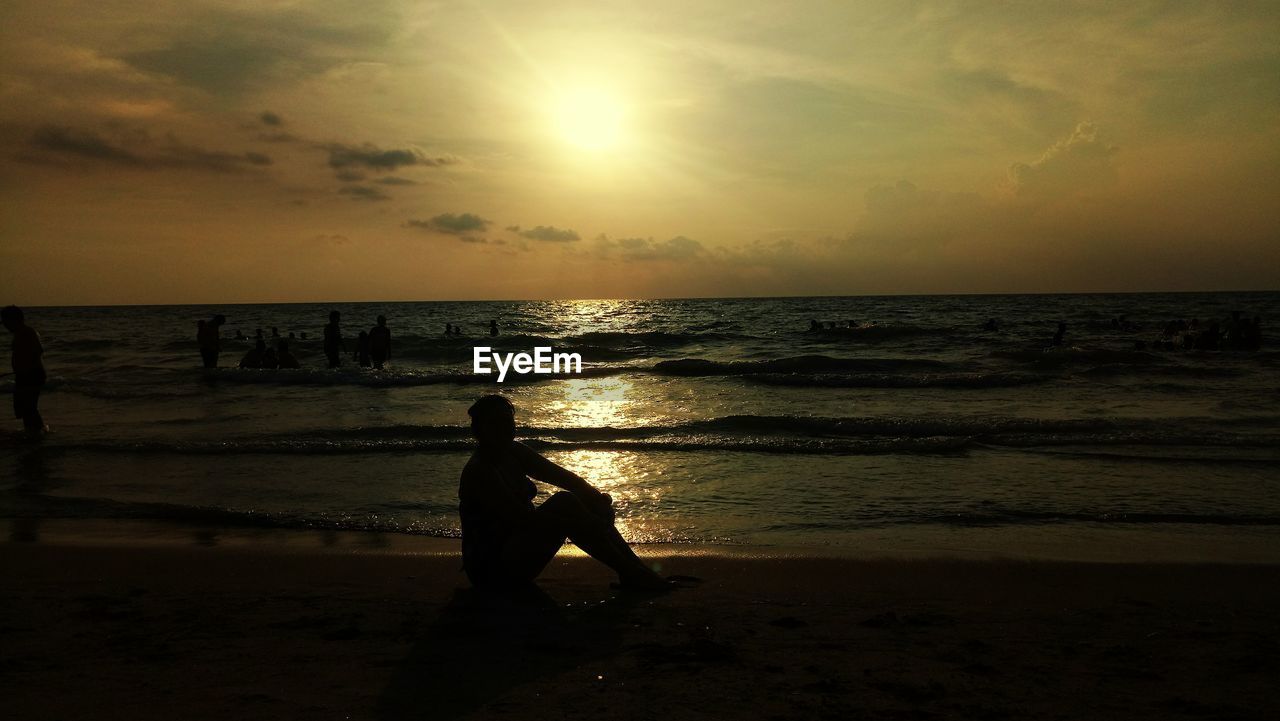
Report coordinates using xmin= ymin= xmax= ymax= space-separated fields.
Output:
xmin=11 ymin=325 xmax=43 ymax=373
xmin=369 ymin=325 xmax=390 ymax=352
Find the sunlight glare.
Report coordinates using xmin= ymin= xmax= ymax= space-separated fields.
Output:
xmin=551 ymin=87 xmax=627 ymax=152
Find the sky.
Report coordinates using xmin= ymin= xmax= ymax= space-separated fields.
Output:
xmin=1 ymin=0 xmax=1278 ymax=304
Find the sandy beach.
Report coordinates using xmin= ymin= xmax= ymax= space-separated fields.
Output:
xmin=4 ymin=529 xmax=1278 ymax=721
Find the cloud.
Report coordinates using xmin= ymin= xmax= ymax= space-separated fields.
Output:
xmin=260 ymin=111 xmax=283 ymax=126
xmin=24 ymin=125 xmax=272 ymax=172
xmin=338 ymin=185 xmax=391 ymax=202
xmin=374 ymin=176 xmax=417 ymax=185
xmin=595 ymin=234 xmax=705 ymax=261
xmin=257 ymin=132 xmax=300 ymax=143
xmin=1006 ymin=122 xmax=1118 ymax=198
xmin=334 ymin=169 xmax=366 ymax=182
xmin=27 ymin=125 xmax=143 ymax=165
xmin=117 ymin=6 xmax=400 ymax=96
xmin=326 ymin=143 xmax=457 ymax=173
xmin=405 ymin=212 xmax=491 ymax=235
xmin=512 ymin=225 xmax=580 ymax=242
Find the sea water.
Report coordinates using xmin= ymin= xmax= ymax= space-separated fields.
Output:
xmin=2 ymin=293 xmax=1278 ymax=560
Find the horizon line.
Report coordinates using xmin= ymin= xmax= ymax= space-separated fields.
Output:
xmin=17 ymin=287 xmax=1280 ymax=309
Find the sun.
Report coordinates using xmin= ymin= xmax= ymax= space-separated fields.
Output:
xmin=551 ymin=87 xmax=627 ymax=152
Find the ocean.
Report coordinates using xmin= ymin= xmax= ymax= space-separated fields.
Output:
xmin=3 ymin=292 xmax=1278 ymax=560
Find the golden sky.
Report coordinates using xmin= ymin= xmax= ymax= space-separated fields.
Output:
xmin=1 ymin=1 xmax=1277 ymax=304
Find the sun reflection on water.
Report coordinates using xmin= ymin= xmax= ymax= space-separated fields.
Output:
xmin=543 ymin=375 xmax=660 ymax=428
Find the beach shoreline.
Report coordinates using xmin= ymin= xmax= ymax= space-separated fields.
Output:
xmin=10 ymin=516 xmax=1280 ymax=564
xmin=4 ymin=529 xmax=1278 ymax=720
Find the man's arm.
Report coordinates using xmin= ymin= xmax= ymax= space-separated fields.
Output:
xmin=510 ymin=442 xmax=613 ymax=516
xmin=460 ymin=461 xmax=532 ymax=520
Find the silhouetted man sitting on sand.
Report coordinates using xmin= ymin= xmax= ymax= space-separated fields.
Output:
xmin=458 ymin=394 xmax=671 ymax=592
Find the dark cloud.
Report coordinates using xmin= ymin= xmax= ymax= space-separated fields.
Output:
xmin=595 ymin=234 xmax=705 ymax=261
xmin=515 ymin=225 xmax=580 ymax=242
xmin=405 ymin=213 xmax=491 ymax=235
xmin=260 ymin=111 xmax=283 ymax=126
xmin=28 ymin=125 xmax=144 ymax=165
xmin=334 ymin=169 xmax=367 ymax=182
xmin=326 ymin=143 xmax=456 ymax=173
xmin=24 ymin=125 xmax=272 ymax=172
xmin=338 ymin=185 xmax=391 ymax=201
xmin=119 ymin=6 xmax=399 ymax=95
xmin=375 ymin=176 xmax=417 ymax=185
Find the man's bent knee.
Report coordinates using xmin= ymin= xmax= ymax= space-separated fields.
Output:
xmin=541 ymin=491 xmax=594 ymax=522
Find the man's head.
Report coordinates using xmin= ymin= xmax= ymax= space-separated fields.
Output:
xmin=1 ymin=305 xmax=24 ymax=332
xmin=468 ymin=394 xmax=515 ymax=448
xmin=330 ymin=310 xmax=340 ymax=322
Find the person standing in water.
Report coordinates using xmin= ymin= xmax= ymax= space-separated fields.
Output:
xmin=368 ymin=315 xmax=391 ymax=369
xmin=489 ymin=319 xmax=499 ymax=336
xmin=3 ymin=306 xmax=47 ymax=437
xmin=323 ymin=310 xmax=345 ymax=368
xmin=354 ymin=331 xmax=372 ymax=368
xmin=198 ymin=314 xmax=225 ymax=368
xmin=275 ymin=340 xmax=301 ymax=369
xmin=458 ymin=394 xmax=671 ymax=592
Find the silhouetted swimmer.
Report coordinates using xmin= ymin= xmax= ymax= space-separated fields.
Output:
xmin=489 ymin=319 xmax=499 ymax=336
xmin=299 ymin=331 xmax=308 ymax=340
xmin=444 ymin=323 xmax=453 ymax=336
xmin=3 ymin=306 xmax=47 ymax=437
xmin=239 ymin=339 xmax=266 ymax=369
xmin=459 ymin=395 xmax=671 ymax=592
xmin=276 ymin=340 xmax=301 ymax=369
xmin=369 ymin=315 xmax=391 ymax=369
xmin=271 ymin=327 xmax=279 ymax=339
xmin=288 ymin=331 xmax=296 ymax=340
xmin=1198 ymin=322 xmax=1221 ymax=351
xmin=255 ymin=328 xmax=264 ymax=341
xmin=323 ymin=310 xmax=345 ymax=368
xmin=453 ymin=324 xmax=465 ymax=336
xmin=983 ymin=318 xmax=999 ymax=332
xmin=354 ymin=331 xmax=372 ymax=368
xmin=1051 ymin=322 xmax=1067 ymax=347
xmin=198 ymin=315 xmax=225 ymax=368
xmin=234 ymin=329 xmax=246 ymax=340
xmin=809 ymin=319 xmax=821 ymax=332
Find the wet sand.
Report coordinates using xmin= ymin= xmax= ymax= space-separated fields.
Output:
xmin=3 ymin=537 xmax=1279 ymax=721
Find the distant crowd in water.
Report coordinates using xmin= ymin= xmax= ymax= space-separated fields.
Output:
xmin=1144 ymin=311 xmax=1263 ymax=352
xmin=194 ymin=312 xmax=504 ymax=370
xmin=804 ymin=309 xmax=1264 ymax=352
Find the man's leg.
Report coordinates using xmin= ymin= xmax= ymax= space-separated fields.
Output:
xmin=15 ymin=384 xmax=42 ymax=433
xmin=501 ymin=492 xmax=663 ymax=587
